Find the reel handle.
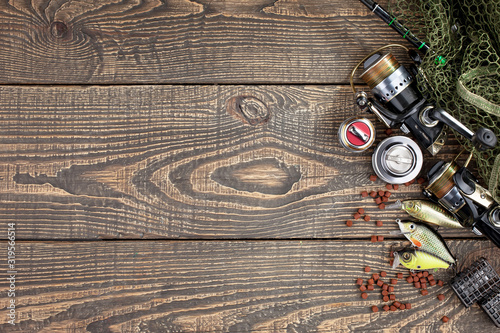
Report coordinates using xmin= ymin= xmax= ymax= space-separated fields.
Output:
xmin=429 ymin=108 xmax=497 ymax=151
xmin=473 ymin=128 xmax=497 ymax=151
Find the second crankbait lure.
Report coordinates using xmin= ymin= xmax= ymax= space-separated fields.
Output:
xmin=394 ymin=220 xmax=456 ymax=265
xmin=387 ymin=199 xmax=463 ymax=229
xmin=393 ymin=247 xmax=451 ymax=270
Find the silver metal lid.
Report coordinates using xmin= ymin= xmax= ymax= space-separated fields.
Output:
xmin=372 ymin=136 xmax=423 ymax=184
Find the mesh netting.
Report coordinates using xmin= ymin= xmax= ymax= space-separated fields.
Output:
xmin=389 ymin=0 xmax=500 ymax=200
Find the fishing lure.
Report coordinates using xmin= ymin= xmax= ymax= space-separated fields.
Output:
xmin=394 ymin=220 xmax=456 ymax=265
xmin=393 ymin=247 xmax=451 ymax=270
xmin=387 ymin=199 xmax=463 ymax=229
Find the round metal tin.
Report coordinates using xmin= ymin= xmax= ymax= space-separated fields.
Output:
xmin=338 ymin=117 xmax=375 ymax=152
xmin=372 ymin=136 xmax=423 ymax=184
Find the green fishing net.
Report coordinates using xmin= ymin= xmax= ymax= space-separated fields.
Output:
xmin=389 ymin=0 xmax=500 ymax=200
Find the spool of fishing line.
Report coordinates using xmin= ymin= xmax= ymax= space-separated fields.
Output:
xmin=338 ymin=116 xmax=375 ymax=152
xmin=372 ymin=136 xmax=423 ymax=184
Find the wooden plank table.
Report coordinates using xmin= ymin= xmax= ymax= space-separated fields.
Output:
xmin=1 ymin=1 xmax=499 ymax=332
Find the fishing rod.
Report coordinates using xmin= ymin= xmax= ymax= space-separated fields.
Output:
xmin=359 ymin=0 xmax=446 ymax=66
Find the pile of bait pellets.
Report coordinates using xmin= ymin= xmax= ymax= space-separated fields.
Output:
xmin=356 ymin=266 xmax=449 ymax=322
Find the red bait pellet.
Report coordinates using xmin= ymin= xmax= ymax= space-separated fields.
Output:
xmin=376 ymin=220 xmax=383 ymax=227
xmin=372 ymin=273 xmax=379 ymax=281
xmin=378 ymin=190 xmax=385 ymax=197
xmin=361 ymin=191 xmax=369 ymax=197
xmin=391 ymin=279 xmax=398 ymax=285
xmin=379 ymin=203 xmax=386 ymax=210
xmin=356 ymin=278 xmax=363 ymax=285
xmin=346 ymin=220 xmax=353 ymax=227
xmin=393 ymin=184 xmax=399 ymax=190
xmin=371 ymin=236 xmax=377 ymax=243
xmin=358 ymin=208 xmax=365 ymax=215
xmin=370 ymin=191 xmax=377 ymax=198
xmin=371 ymin=305 xmax=379 ymax=313
xmin=375 ymin=197 xmax=382 ymax=205
xmin=365 ymin=266 xmax=371 ymax=272
xmin=397 ymin=273 xmax=403 ymax=279
xmin=370 ymin=175 xmax=378 ymax=182
xmin=437 ymin=280 xmax=444 ymax=286
xmin=377 ymin=236 xmax=384 ymax=242
xmin=437 ymin=294 xmax=445 ymax=301
xmin=364 ymin=215 xmax=371 ymax=222
xmin=421 ymin=289 xmax=429 ymax=296
xmin=360 ymin=285 xmax=367 ymax=291
xmin=386 ymin=184 xmax=393 ymax=190
xmin=354 ymin=213 xmax=361 ymax=220
xmin=384 ymin=191 xmax=392 ymax=197
xmin=383 ymin=305 xmax=390 ymax=311
xmin=442 ymin=316 xmax=449 ymax=323
xmin=385 ymin=129 xmax=393 ymax=136
xmin=380 ymin=271 xmax=387 ymax=277
xmin=361 ymin=293 xmax=368 ymax=299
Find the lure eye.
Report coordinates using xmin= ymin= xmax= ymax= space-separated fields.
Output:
xmin=410 ymin=224 xmax=415 ymax=230
xmin=402 ymin=252 xmax=411 ymax=260
xmin=407 ymin=202 xmax=414 ymax=208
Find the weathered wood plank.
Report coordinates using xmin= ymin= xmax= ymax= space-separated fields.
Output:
xmin=1 ymin=240 xmax=499 ymax=332
xmin=0 ymin=0 xmax=409 ymax=84
xmin=0 ymin=84 xmax=473 ymax=240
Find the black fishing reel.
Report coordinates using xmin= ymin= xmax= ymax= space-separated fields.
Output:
xmin=424 ymin=152 xmax=500 ymax=248
xmin=351 ymin=45 xmax=497 ymax=155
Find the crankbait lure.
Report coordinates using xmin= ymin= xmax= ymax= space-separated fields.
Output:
xmin=395 ymin=220 xmax=456 ymax=265
xmin=393 ymin=247 xmax=451 ymax=270
xmin=387 ymin=199 xmax=463 ymax=229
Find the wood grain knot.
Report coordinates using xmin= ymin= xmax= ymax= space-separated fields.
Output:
xmin=211 ymin=158 xmax=301 ymax=195
xmin=50 ymin=21 xmax=69 ymax=38
xmin=227 ymin=95 xmax=270 ymax=126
